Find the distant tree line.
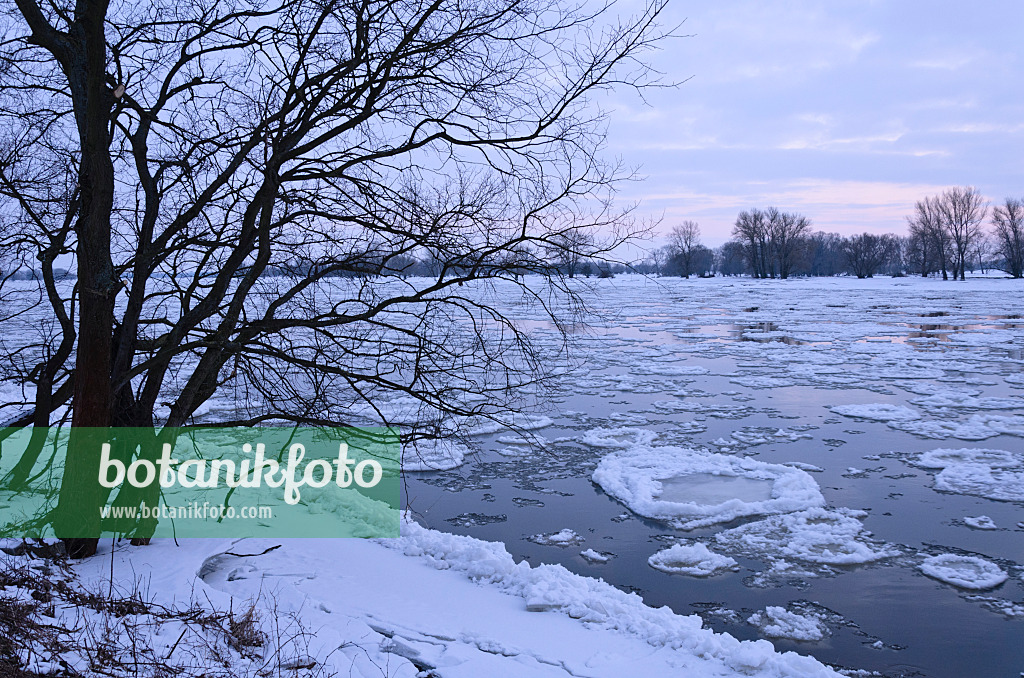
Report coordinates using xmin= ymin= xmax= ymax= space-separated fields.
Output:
xmin=642 ymin=186 xmax=1024 ymax=280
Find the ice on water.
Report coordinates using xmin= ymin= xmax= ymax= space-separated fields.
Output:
xmin=748 ymin=606 xmax=829 ymax=642
xmin=657 ymin=474 xmax=774 ymax=504
xmin=591 ymin=446 xmax=824 ymax=530
xmin=647 ymin=543 xmax=739 ymax=577
xmin=714 ymin=507 xmax=898 ymax=567
xmin=918 ymin=554 xmax=1008 ymax=590
xmin=903 ymin=447 xmax=1024 ymax=502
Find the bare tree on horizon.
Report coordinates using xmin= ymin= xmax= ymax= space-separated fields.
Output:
xmin=991 ymin=197 xmax=1024 ymax=278
xmin=938 ymin=186 xmax=987 ymax=281
xmin=667 ymin=220 xmax=701 ymax=278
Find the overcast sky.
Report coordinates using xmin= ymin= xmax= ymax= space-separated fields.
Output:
xmin=603 ymin=0 xmax=1024 ymax=246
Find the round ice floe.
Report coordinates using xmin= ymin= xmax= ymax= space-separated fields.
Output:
xmin=748 ymin=606 xmax=828 ymax=642
xmin=403 ymin=439 xmax=469 ymax=471
xmin=888 ymin=417 xmax=1002 ymax=441
xmin=914 ymin=448 xmax=1022 ymax=469
xmin=907 ymin=448 xmax=1024 ymax=502
xmin=714 ymin=508 xmax=897 ymax=565
xmin=963 ymin=516 xmax=998 ymax=530
xmin=935 ymin=465 xmax=1024 ymax=502
xmin=830 ymin=403 xmax=920 ymax=421
xmin=918 ymin=554 xmax=1008 ymax=590
xmin=647 ymin=543 xmax=738 ymax=577
xmin=580 ymin=427 xmax=658 ymax=449
xmin=591 ymin=446 xmax=825 ymax=530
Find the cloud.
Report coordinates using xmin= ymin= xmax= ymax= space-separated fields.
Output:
xmin=910 ymin=53 xmax=978 ymax=70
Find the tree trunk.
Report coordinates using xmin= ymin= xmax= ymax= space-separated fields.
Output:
xmin=44 ymin=2 xmax=117 ymax=559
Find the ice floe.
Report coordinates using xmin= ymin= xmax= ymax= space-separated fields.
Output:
xmin=580 ymin=548 xmax=611 ymax=563
xmin=918 ymin=554 xmax=1008 ymax=590
xmin=580 ymin=427 xmax=658 ymax=449
xmin=963 ymin=515 xmax=998 ymax=530
xmin=830 ymin=403 xmax=920 ymax=421
xmin=903 ymin=447 xmax=1024 ymax=502
xmin=647 ymin=543 xmax=739 ymax=576
xmin=402 ymin=438 xmax=469 ymax=471
xmin=592 ymin=446 xmax=824 ymax=530
xmin=714 ymin=508 xmax=898 ymax=566
xmin=748 ymin=606 xmax=829 ymax=642
xmin=529 ymin=528 xmax=585 ymax=547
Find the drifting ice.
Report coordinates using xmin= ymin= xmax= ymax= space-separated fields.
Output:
xmin=647 ymin=543 xmax=739 ymax=577
xmin=918 ymin=554 xmax=1008 ymax=590
xmin=592 ymin=446 xmax=825 ymax=530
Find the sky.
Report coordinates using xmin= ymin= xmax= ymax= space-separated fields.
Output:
xmin=602 ymin=0 xmax=1024 ymax=247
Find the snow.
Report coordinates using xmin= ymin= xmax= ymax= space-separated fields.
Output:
xmin=647 ymin=543 xmax=739 ymax=577
xmin=592 ymin=445 xmax=825 ymax=530
xmin=49 ymin=521 xmax=845 ymax=678
xmin=918 ymin=554 xmax=1008 ymax=590
xmin=748 ymin=607 xmax=829 ymax=642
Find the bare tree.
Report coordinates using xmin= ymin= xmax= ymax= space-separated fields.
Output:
xmin=767 ymin=207 xmax=810 ymax=279
xmin=715 ymin=240 xmax=747 ymax=276
xmin=545 ymin=229 xmax=596 ymax=279
xmin=968 ymin=232 xmax=992 ymax=274
xmin=732 ymin=207 xmax=809 ymax=279
xmin=0 ymin=0 xmax=668 ymax=555
xmin=666 ymin=220 xmax=701 ymax=278
xmin=804 ymin=231 xmax=845 ymax=277
xmin=991 ymin=197 xmax=1024 ymax=278
xmin=732 ymin=209 xmax=771 ymax=278
xmin=906 ymin=196 xmax=950 ymax=279
xmin=937 ymin=186 xmax=987 ymax=281
xmin=842 ymin=233 xmax=889 ymax=278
